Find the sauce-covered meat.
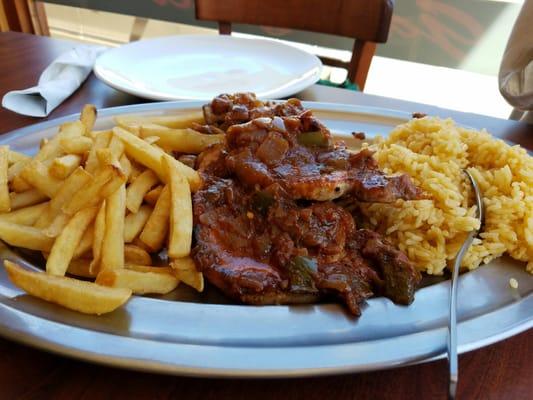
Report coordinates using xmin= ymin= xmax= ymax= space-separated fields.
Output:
xmin=202 ymin=92 xmax=304 ymax=131
xmin=193 ymin=177 xmax=421 ymax=315
xmin=208 ymin=111 xmax=423 ymax=202
xmin=190 ymin=93 xmax=423 ymax=315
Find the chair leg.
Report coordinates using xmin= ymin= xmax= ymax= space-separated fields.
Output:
xmin=130 ymin=17 xmax=149 ymax=42
xmin=27 ymin=0 xmax=49 ymax=36
xmin=0 ymin=1 xmax=8 ymax=31
xmin=14 ymin=0 xmax=33 ymax=33
xmin=0 ymin=0 xmax=32 ymax=32
xmin=348 ymin=41 xmax=376 ymax=91
xmin=219 ymin=21 xmax=231 ymax=35
xmin=1 ymin=0 xmax=45 ymax=34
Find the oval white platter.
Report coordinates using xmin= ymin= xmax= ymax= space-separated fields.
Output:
xmin=0 ymin=101 xmax=530 ymax=377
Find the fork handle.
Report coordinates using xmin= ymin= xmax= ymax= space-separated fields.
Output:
xmin=448 ymin=231 xmax=476 ymax=400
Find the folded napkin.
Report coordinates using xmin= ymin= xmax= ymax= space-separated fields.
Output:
xmin=499 ymin=0 xmax=533 ymax=122
xmin=2 ymin=45 xmax=107 ymax=117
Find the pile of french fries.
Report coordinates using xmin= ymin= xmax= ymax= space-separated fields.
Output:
xmin=1 ymin=105 xmax=223 ymax=314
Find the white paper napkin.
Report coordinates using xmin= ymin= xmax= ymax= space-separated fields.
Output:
xmin=2 ymin=45 xmax=107 ymax=117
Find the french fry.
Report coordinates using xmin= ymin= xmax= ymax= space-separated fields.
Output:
xmin=128 ymin=159 xmax=143 ymax=183
xmin=13 ymin=122 xmax=83 ymax=182
xmin=125 ymin=264 xmax=173 ymax=274
xmin=0 ymin=146 xmax=10 ymax=212
xmin=66 ymin=259 xmax=95 ymax=278
xmin=52 ymin=167 xmax=95 ymax=206
xmin=132 ymin=237 xmax=152 ymax=253
xmin=125 ymin=169 xmax=158 ymax=213
xmin=170 ymin=257 xmax=204 ymax=292
xmin=80 ymin=104 xmax=97 ymax=133
xmin=111 ymin=127 xmax=166 ymax=177
xmin=62 ymin=165 xmax=124 ymax=216
xmin=143 ymin=135 xmax=160 ymax=145
xmin=119 ymin=154 xmax=131 ymax=180
xmin=109 ymin=134 xmax=125 ymax=161
xmin=33 ymin=140 xmax=63 ymax=162
xmin=6 ymin=121 xmax=77 ymax=182
xmin=46 ymin=166 xmax=121 ymax=238
xmin=10 ymin=175 xmax=32 ymax=192
xmin=10 ymin=189 xmax=47 ymax=210
xmin=85 ymin=130 xmax=111 ymax=173
xmin=124 ymin=244 xmax=152 ymax=266
xmin=58 ymin=120 xmax=85 ymax=140
xmin=124 ymin=205 xmax=152 ymax=243
xmin=73 ymin=223 xmax=94 ymax=259
xmin=44 ymin=213 xmax=69 ymax=238
xmin=118 ymin=124 xmax=173 ymax=147
xmin=49 ymin=154 xmax=81 ymax=179
xmin=34 ymin=167 xmax=92 ymax=229
xmin=112 ymin=127 xmax=201 ymax=191
xmin=114 ymin=111 xmax=205 ymax=129
xmin=88 ymin=129 xmax=111 ymax=139
xmin=0 ymin=103 xmax=208 ymax=316
xmin=0 ymin=220 xmax=54 ymax=251
xmin=101 ymin=184 xmax=126 ymax=270
xmin=60 ymin=136 xmax=93 ymax=154
xmin=20 ymin=159 xmax=63 ymax=197
xmin=140 ymin=126 xmax=224 ymax=153
xmin=32 ymin=140 xmax=63 ymax=163
xmin=139 ymin=185 xmax=170 ymax=252
xmin=0 ymin=202 xmax=48 ymax=225
xmin=163 ymin=156 xmax=192 ymax=258
xmin=4 ymin=261 xmax=131 ymax=315
xmin=8 ymin=160 xmax=30 ymax=182
xmin=100 ymin=172 xmax=128 ymax=200
xmin=23 ymin=124 xmax=73 ymax=169
xmin=90 ymin=201 xmax=106 ymax=274
xmin=46 ymin=206 xmax=99 ymax=276
xmin=96 ymin=267 xmax=178 ymax=295
xmin=8 ymin=150 xmax=30 ymax=165
xmin=144 ymin=185 xmax=163 ymax=206
xmin=149 ymin=143 xmax=171 ymax=154
xmin=114 ymin=121 xmax=143 ymax=136
xmin=95 ymin=148 xmax=118 ymax=168
xmin=162 ymin=154 xmax=202 ymax=192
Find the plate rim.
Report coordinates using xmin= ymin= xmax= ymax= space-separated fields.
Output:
xmin=0 ymin=295 xmax=530 ymax=378
xmin=93 ymin=34 xmax=323 ymax=101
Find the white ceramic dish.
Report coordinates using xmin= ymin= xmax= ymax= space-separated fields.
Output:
xmin=0 ymin=101 xmax=530 ymax=377
xmin=94 ymin=35 xmax=322 ymax=100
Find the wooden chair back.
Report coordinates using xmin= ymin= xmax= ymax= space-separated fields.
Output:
xmin=0 ymin=0 xmax=49 ymax=35
xmin=195 ymin=0 xmax=394 ymax=90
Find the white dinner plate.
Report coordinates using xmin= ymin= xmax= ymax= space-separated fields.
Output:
xmin=94 ymin=35 xmax=322 ymax=100
xmin=0 ymin=101 xmax=531 ymax=377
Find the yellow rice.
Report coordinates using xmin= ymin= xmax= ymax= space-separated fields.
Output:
xmin=359 ymin=117 xmax=533 ymax=275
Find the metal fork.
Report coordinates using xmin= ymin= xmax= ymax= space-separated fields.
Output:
xmin=448 ymin=170 xmax=485 ymax=399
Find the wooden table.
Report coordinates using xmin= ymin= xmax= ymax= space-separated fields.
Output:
xmin=0 ymin=31 xmax=531 ymax=400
